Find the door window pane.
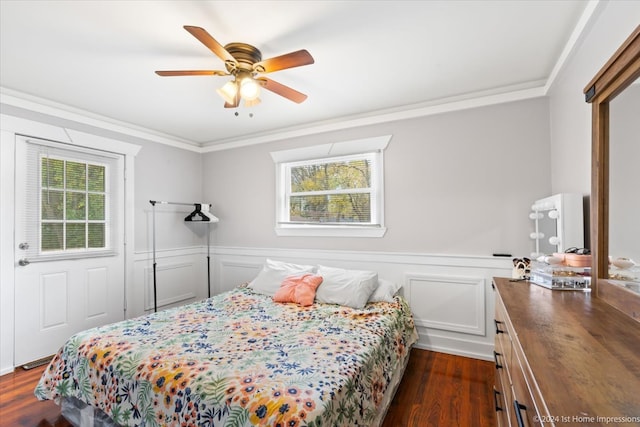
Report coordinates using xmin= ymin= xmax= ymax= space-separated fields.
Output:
xmin=66 ymin=223 xmax=86 ymax=249
xmin=41 ymin=158 xmax=64 ymax=189
xmin=88 ymin=194 xmax=105 ymax=220
xmin=66 ymin=161 xmax=86 ymax=191
xmin=88 ymin=165 xmax=105 ymax=192
xmin=88 ymin=223 xmax=105 ymax=248
xmin=41 ymin=190 xmax=64 ymax=220
xmin=41 ymin=223 xmax=63 ymax=251
xmin=66 ymin=193 xmax=86 ymax=220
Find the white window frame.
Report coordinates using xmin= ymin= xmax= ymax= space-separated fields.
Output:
xmin=271 ymin=135 xmax=390 ymax=237
xmin=21 ymin=137 xmax=123 ymax=262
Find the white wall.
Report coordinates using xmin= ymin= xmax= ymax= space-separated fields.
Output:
xmin=203 ymin=98 xmax=551 ymax=257
xmin=133 ymin=139 xmax=205 ymax=252
xmin=548 ymin=1 xmax=640 ymax=196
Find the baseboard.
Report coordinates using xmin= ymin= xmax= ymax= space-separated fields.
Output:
xmin=413 ymin=341 xmax=494 ymax=362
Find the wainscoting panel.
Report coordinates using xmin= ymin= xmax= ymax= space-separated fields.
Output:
xmin=405 ymin=274 xmax=485 ymax=336
xmin=211 ymin=246 xmax=512 ymax=360
xmin=217 ymin=261 xmax=262 ymax=294
xmin=133 ymin=247 xmax=208 ymax=317
xmin=143 ymin=262 xmax=198 ymax=311
xmin=134 ymin=245 xmax=512 ymax=360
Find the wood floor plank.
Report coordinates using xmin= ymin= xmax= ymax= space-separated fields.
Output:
xmin=0 ymin=348 xmax=495 ymax=426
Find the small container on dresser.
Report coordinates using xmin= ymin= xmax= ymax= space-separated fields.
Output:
xmin=529 ymin=261 xmax=591 ymax=291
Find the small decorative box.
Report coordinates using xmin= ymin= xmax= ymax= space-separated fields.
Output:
xmin=529 ymin=261 xmax=591 ymax=291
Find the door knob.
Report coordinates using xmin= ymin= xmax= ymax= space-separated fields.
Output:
xmin=18 ymin=259 xmax=30 ymax=266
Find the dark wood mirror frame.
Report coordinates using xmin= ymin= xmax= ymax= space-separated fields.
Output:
xmin=584 ymin=25 xmax=640 ymax=321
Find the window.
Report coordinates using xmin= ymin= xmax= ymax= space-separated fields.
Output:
xmin=40 ymin=156 xmax=108 ymax=252
xmin=272 ymin=135 xmax=390 ymax=237
xmin=22 ymin=138 xmax=121 ymax=260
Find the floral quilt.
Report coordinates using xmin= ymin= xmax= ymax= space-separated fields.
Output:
xmin=36 ymin=286 xmax=417 ymax=427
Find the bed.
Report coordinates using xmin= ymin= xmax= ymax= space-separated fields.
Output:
xmin=36 ymin=262 xmax=418 ymax=427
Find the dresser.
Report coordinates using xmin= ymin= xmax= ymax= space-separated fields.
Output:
xmin=492 ymin=277 xmax=640 ymax=426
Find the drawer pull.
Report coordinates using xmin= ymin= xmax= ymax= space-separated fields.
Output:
xmin=493 ymin=387 xmax=503 ymax=412
xmin=493 ymin=350 xmax=503 ymax=369
xmin=494 ymin=319 xmax=505 ymax=334
xmin=513 ymin=400 xmax=527 ymax=427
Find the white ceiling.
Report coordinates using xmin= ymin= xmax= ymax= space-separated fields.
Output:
xmin=0 ymin=1 xmax=592 ymax=149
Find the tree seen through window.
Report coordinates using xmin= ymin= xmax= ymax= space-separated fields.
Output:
xmin=289 ymin=158 xmax=372 ymax=223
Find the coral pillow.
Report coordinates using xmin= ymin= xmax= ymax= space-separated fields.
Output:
xmin=273 ymin=274 xmax=323 ymax=307
xmin=248 ymin=259 xmax=316 ymax=297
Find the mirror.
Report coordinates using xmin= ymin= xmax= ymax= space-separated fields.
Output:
xmin=609 ymin=82 xmax=640 ymax=292
xmin=585 ymin=25 xmax=640 ymax=321
xmin=529 ymin=193 xmax=583 ymax=258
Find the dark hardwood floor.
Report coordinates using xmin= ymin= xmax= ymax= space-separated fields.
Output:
xmin=0 ymin=348 xmax=495 ymax=426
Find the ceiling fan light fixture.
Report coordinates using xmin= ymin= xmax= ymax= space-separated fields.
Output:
xmin=157 ymin=26 xmax=314 ymax=108
xmin=216 ymin=80 xmax=237 ymax=104
xmin=244 ymin=97 xmax=261 ymax=107
xmin=239 ymin=77 xmax=260 ymax=101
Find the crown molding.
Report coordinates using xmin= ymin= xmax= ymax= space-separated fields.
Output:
xmin=0 ymin=87 xmax=202 ymax=153
xmin=201 ymin=85 xmax=547 ymax=152
xmin=1 ymin=0 xmax=601 ymax=157
xmin=544 ymin=0 xmax=603 ymax=94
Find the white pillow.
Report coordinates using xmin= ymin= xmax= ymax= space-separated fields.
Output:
xmin=248 ymin=259 xmax=315 ymax=296
xmin=315 ymin=265 xmax=378 ymax=309
xmin=368 ymin=278 xmax=402 ymax=303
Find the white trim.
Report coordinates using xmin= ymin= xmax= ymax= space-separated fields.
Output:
xmin=270 ymin=135 xmax=391 ymax=163
xmin=275 ymin=224 xmax=387 ymax=237
xmin=210 ymin=245 xmax=514 ymax=269
xmin=204 ymin=87 xmax=547 ymax=152
xmin=0 ymin=89 xmax=200 ymax=152
xmin=543 ymin=0 xmax=602 ymax=94
xmin=0 ymin=114 xmax=142 ymax=157
xmin=0 ymin=129 xmax=16 ymax=375
xmin=0 ymin=85 xmax=546 ymax=154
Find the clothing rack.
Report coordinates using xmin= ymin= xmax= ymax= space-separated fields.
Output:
xmin=149 ymin=200 xmax=218 ymax=313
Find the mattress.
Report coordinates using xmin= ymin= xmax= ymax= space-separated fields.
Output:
xmin=36 ymin=286 xmax=418 ymax=426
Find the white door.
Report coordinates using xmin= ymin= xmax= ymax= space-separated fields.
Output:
xmin=14 ymin=136 xmax=125 ymax=366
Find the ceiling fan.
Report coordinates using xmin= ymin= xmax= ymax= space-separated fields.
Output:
xmin=155 ymin=26 xmax=314 ymax=108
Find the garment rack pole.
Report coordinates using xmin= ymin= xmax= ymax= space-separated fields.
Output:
xmin=149 ymin=200 xmax=213 ymax=313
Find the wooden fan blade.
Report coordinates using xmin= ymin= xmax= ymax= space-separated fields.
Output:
xmin=155 ymin=70 xmax=228 ymax=76
xmin=183 ymin=25 xmax=235 ymax=63
xmin=254 ymin=49 xmax=314 ymax=73
xmin=258 ymin=77 xmax=308 ymax=103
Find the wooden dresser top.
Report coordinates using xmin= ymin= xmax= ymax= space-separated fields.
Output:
xmin=493 ymin=277 xmax=640 ymax=422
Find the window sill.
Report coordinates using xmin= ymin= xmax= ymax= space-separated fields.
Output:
xmin=275 ymin=225 xmax=387 ymax=238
